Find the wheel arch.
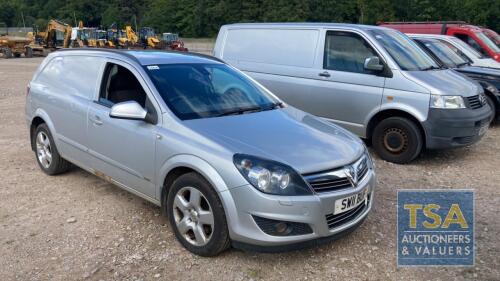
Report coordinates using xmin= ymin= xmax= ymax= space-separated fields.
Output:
xmin=29 ymin=109 xmax=58 ymax=151
xmin=478 ymin=80 xmax=500 ymax=107
xmin=158 ymin=155 xmax=230 ymax=211
xmin=366 ymin=109 xmax=426 ymax=145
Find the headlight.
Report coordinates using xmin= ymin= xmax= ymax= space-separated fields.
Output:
xmin=233 ymin=154 xmax=312 ymax=196
xmin=430 ymin=95 xmax=466 ymax=109
xmin=363 ymin=146 xmax=375 ymax=169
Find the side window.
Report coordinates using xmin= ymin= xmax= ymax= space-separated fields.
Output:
xmin=98 ymin=63 xmax=148 ymax=108
xmin=324 ymin=31 xmax=379 ymax=74
xmin=455 ymin=34 xmax=486 ymax=56
xmin=36 ymin=56 xmax=104 ymax=99
xmin=37 ymin=57 xmax=64 ymax=86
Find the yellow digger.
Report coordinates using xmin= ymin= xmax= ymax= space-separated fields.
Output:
xmin=139 ymin=27 xmax=161 ymax=49
xmin=30 ymin=19 xmax=72 ymax=56
xmin=107 ymin=26 xmax=131 ymax=49
xmin=125 ymin=26 xmax=139 ymax=47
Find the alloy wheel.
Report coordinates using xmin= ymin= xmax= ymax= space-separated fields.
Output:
xmin=36 ymin=131 xmax=52 ymax=169
xmin=172 ymin=186 xmax=215 ymax=246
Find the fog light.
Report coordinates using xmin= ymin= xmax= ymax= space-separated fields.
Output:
xmin=274 ymin=222 xmax=289 ymax=234
xmin=252 ymin=215 xmax=313 ymax=236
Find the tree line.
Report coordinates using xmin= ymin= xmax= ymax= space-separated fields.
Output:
xmin=1 ymin=0 xmax=498 ymax=37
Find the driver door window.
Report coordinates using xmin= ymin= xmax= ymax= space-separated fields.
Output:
xmin=324 ymin=31 xmax=378 ymax=74
xmin=99 ymin=63 xmax=147 ymax=107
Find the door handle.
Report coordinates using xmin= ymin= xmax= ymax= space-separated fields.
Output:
xmin=90 ymin=115 xmax=103 ymax=126
xmin=319 ymin=71 xmax=331 ymax=78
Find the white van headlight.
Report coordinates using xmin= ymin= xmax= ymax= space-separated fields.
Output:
xmin=430 ymin=95 xmax=466 ymax=109
xmin=233 ymin=154 xmax=312 ymax=196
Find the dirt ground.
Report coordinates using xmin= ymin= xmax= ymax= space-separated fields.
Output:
xmin=0 ymin=57 xmax=499 ymax=281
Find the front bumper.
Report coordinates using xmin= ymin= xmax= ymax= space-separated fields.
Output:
xmin=219 ymin=169 xmax=376 ymax=248
xmin=422 ymin=106 xmax=492 ymax=150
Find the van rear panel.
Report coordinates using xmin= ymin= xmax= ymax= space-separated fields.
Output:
xmin=216 ymin=27 xmax=320 ymax=69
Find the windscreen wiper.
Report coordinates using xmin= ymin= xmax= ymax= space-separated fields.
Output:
xmin=266 ymin=101 xmax=284 ymax=110
xmin=216 ymin=105 xmax=263 ymax=117
xmin=421 ymin=66 xmax=441 ymax=71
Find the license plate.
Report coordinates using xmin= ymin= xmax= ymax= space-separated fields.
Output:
xmin=479 ymin=124 xmax=488 ymax=136
xmin=334 ymin=189 xmax=367 ymax=215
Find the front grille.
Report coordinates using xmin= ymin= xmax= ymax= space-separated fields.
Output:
xmin=466 ymin=95 xmax=484 ymax=109
xmin=304 ymin=156 xmax=370 ymax=193
xmin=325 ymin=194 xmax=370 ymax=229
xmin=308 ymin=177 xmax=352 ymax=192
xmin=252 ymin=216 xmax=313 ymax=236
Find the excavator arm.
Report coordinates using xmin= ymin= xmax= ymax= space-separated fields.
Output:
xmin=45 ymin=19 xmax=72 ymax=48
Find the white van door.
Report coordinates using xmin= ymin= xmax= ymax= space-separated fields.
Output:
xmin=309 ymin=30 xmax=386 ymax=136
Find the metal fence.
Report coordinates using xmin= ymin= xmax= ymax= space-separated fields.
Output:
xmin=0 ymin=27 xmax=34 ymax=37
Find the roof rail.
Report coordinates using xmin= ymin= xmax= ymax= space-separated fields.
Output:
xmin=55 ymin=48 xmax=142 ymax=64
xmin=379 ymin=21 xmax=467 ymax=25
xmin=55 ymin=48 xmax=224 ymax=64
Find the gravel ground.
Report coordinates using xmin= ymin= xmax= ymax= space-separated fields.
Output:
xmin=0 ymin=57 xmax=499 ymax=281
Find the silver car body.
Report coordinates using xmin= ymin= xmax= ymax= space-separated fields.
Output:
xmin=213 ymin=23 xmax=491 ymax=149
xmin=25 ymin=49 xmax=375 ymax=247
xmin=408 ymin=33 xmax=500 ymax=69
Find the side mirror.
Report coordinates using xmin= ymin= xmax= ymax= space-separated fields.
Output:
xmin=109 ymin=101 xmax=147 ymax=121
xmin=364 ymin=56 xmax=384 ymax=72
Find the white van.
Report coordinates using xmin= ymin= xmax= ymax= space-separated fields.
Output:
xmin=213 ymin=23 xmax=492 ymax=164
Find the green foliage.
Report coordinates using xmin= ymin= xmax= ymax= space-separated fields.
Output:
xmin=0 ymin=0 xmax=498 ymax=37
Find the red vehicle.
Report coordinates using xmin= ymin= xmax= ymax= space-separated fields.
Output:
xmin=482 ymin=28 xmax=500 ymax=48
xmin=379 ymin=21 xmax=500 ymax=62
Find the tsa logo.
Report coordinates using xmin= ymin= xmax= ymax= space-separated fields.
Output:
xmin=397 ymin=190 xmax=474 ymax=266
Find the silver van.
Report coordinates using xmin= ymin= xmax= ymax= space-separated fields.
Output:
xmin=26 ymin=49 xmax=375 ymax=256
xmin=214 ymin=23 xmax=493 ymax=163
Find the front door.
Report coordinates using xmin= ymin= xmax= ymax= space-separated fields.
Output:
xmin=308 ymin=30 xmax=385 ymax=136
xmin=86 ymin=61 xmax=159 ymax=199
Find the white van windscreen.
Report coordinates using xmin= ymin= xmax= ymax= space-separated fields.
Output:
xmin=224 ymin=29 xmax=319 ymax=68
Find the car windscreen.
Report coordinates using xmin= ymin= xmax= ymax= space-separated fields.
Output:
xmin=369 ymin=29 xmax=439 ymax=71
xmin=419 ymin=39 xmax=468 ymax=68
xmin=476 ymin=32 xmax=500 ymax=53
xmin=146 ymin=63 xmax=278 ymax=120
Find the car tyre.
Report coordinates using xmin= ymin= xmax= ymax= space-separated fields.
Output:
xmin=485 ymin=95 xmax=496 ymax=125
xmin=34 ymin=124 xmax=71 ymax=175
xmin=3 ymin=48 xmax=13 ymax=59
xmin=25 ymin=47 xmax=33 ymax=58
xmin=167 ymin=172 xmax=230 ymax=256
xmin=372 ymin=117 xmax=423 ymax=164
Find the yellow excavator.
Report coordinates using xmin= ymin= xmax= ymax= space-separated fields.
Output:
xmin=31 ymin=19 xmax=72 ymax=56
xmin=70 ymin=21 xmax=97 ymax=48
xmin=125 ymin=26 xmax=139 ymax=47
xmin=107 ymin=25 xmax=132 ymax=49
xmin=139 ymin=27 xmax=161 ymax=49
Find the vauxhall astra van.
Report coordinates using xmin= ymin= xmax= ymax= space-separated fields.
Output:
xmin=214 ymin=23 xmax=493 ymax=164
xmin=26 ymin=49 xmax=375 ymax=256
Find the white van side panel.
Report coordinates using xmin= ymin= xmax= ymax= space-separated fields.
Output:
xmin=222 ymin=28 xmax=319 ymax=68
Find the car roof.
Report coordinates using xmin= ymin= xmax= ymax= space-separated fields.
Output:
xmin=55 ymin=49 xmax=223 ymax=66
xmin=223 ymin=22 xmax=393 ymax=32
